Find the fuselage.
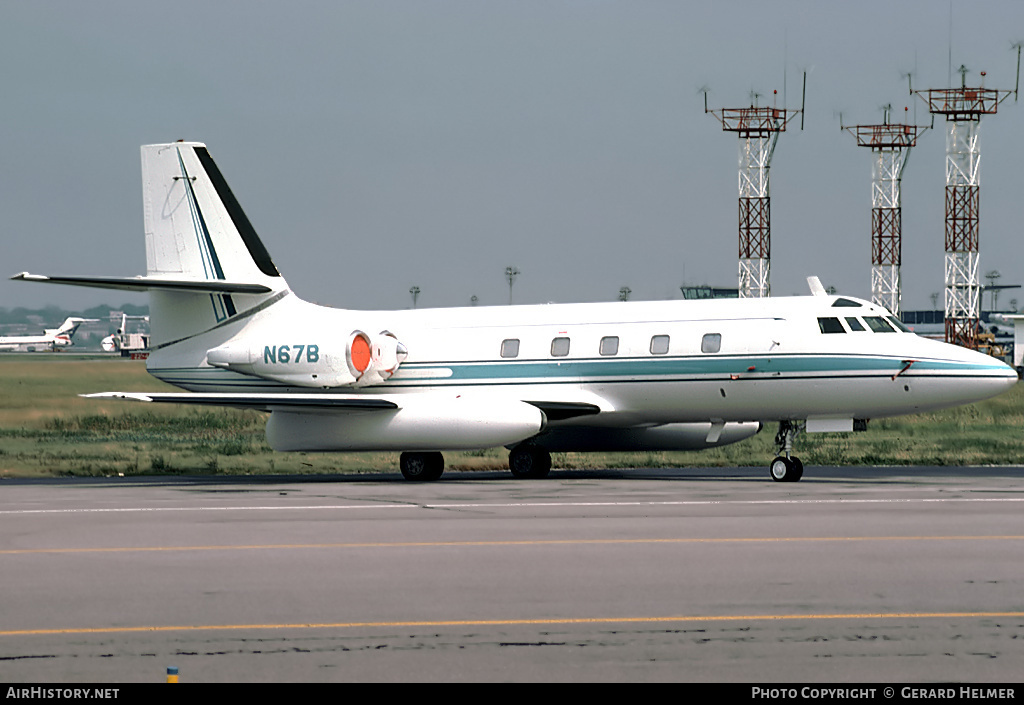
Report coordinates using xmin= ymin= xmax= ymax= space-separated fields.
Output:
xmin=146 ymin=290 xmax=1017 ymax=429
xmin=0 ymin=332 xmax=72 ymax=352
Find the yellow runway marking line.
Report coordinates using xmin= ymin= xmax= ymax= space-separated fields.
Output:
xmin=4 ymin=612 xmax=1024 ymax=637
xmin=2 ymin=535 xmax=1024 ymax=555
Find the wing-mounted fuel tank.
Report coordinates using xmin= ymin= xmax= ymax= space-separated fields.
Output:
xmin=266 ymin=396 xmax=547 ymax=452
xmin=206 ymin=329 xmax=408 ymax=388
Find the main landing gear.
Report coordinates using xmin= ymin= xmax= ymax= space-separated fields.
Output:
xmin=399 ymin=451 xmax=444 ymax=481
xmin=769 ymin=421 xmax=804 ymax=482
xmin=508 ymin=443 xmax=552 ymax=479
xmin=398 ymin=445 xmax=553 ymax=481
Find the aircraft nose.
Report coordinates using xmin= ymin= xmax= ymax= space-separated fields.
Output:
xmin=962 ymin=348 xmax=1018 ymax=394
xmin=997 ymin=364 xmax=1019 ymax=391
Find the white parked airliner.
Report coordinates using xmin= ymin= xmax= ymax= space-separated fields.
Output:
xmin=12 ymin=142 xmax=1018 ymax=481
xmin=0 ymin=317 xmax=97 ymax=352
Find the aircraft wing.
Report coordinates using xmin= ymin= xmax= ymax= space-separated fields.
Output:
xmin=83 ymin=393 xmax=603 ymax=419
xmin=81 ymin=392 xmax=397 ymax=412
xmin=82 ymin=391 xmax=560 ymax=452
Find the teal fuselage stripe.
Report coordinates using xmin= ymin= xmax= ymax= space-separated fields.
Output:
xmin=406 ymin=354 xmax=1002 ymax=381
xmin=151 ymin=353 xmax=1006 ymax=390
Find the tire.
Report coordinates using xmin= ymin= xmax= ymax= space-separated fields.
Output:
xmin=769 ymin=456 xmax=795 ymax=482
xmin=508 ymin=444 xmax=552 ymax=479
xmin=400 ymin=452 xmax=444 ymax=481
xmin=790 ymin=457 xmax=804 ymax=482
xmin=424 ymin=452 xmax=445 ymax=481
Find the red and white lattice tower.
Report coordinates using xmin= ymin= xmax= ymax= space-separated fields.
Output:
xmin=844 ymin=114 xmax=929 ymax=316
xmin=707 ymin=92 xmax=802 ymax=298
xmin=915 ymin=67 xmax=1015 ymax=347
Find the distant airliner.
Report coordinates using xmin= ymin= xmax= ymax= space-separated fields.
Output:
xmin=12 ymin=142 xmax=1018 ymax=481
xmin=0 ymin=317 xmax=97 ymax=352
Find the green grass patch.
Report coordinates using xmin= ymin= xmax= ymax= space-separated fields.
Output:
xmin=0 ymin=357 xmax=1021 ymax=478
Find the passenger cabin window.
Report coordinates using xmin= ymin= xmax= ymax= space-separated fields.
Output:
xmin=500 ymin=338 xmax=520 ymax=358
xmin=863 ymin=316 xmax=895 ymax=333
xmin=650 ymin=335 xmax=670 ymax=355
xmin=701 ymin=333 xmax=721 ymax=354
xmin=845 ymin=317 xmax=866 ymax=331
xmin=599 ymin=336 xmax=619 ymax=356
xmin=551 ymin=337 xmax=570 ymax=357
xmin=817 ymin=317 xmax=846 ymax=334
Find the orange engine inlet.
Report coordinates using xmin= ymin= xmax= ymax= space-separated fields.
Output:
xmin=350 ymin=334 xmax=371 ymax=373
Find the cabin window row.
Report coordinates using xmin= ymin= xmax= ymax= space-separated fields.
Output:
xmin=499 ymin=333 xmax=723 ymax=358
xmin=817 ymin=316 xmax=909 ymax=334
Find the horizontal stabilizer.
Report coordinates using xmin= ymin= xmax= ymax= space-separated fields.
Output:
xmin=82 ymin=392 xmax=397 ymax=412
xmin=12 ymin=273 xmax=272 ymax=295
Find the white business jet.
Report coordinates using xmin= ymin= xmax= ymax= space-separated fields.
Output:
xmin=0 ymin=317 xmax=97 ymax=352
xmin=12 ymin=142 xmax=1017 ymax=481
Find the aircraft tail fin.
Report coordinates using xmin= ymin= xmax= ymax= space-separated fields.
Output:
xmin=14 ymin=142 xmax=292 ymax=349
xmin=45 ymin=317 xmax=96 ymax=337
xmin=142 ymin=142 xmax=283 ymax=285
xmin=140 ymin=142 xmax=290 ymax=347
xmin=44 ymin=318 xmax=79 ymax=336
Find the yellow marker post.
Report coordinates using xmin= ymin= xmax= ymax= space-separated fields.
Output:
xmin=166 ymin=666 xmax=178 ymax=683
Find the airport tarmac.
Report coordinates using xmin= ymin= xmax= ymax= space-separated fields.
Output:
xmin=1 ymin=466 xmax=1023 ymax=683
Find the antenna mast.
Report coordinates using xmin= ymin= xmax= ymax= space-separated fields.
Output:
xmin=914 ymin=62 xmax=1017 ymax=348
xmin=706 ymin=77 xmax=804 ymax=298
xmin=843 ymin=107 xmax=929 ymax=316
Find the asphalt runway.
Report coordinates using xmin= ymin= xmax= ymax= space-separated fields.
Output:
xmin=1 ymin=466 xmax=1023 ymax=683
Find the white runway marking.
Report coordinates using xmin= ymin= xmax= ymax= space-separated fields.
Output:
xmin=2 ymin=496 xmax=1023 ymax=515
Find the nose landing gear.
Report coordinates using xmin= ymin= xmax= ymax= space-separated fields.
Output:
xmin=769 ymin=421 xmax=804 ymax=482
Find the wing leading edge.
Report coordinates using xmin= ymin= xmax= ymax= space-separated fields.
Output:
xmin=82 ymin=392 xmax=397 ymax=412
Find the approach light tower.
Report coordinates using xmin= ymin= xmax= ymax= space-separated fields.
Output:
xmin=706 ymin=83 xmax=804 ymax=298
xmin=915 ymin=64 xmax=1017 ymax=347
xmin=843 ymin=108 xmax=929 ymax=316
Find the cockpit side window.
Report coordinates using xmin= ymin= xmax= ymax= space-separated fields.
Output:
xmin=845 ymin=317 xmax=866 ymax=331
xmin=817 ymin=317 xmax=846 ymax=334
xmin=863 ymin=316 xmax=895 ymax=333
xmin=886 ymin=316 xmax=911 ymax=332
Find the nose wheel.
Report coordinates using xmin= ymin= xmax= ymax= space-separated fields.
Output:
xmin=769 ymin=455 xmax=803 ymax=482
xmin=770 ymin=421 xmax=804 ymax=482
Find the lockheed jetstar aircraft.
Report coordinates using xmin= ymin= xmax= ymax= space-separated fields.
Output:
xmin=0 ymin=317 xmax=97 ymax=352
xmin=12 ymin=142 xmax=1018 ymax=481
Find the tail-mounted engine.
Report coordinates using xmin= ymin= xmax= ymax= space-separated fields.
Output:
xmin=346 ymin=330 xmax=408 ymax=386
xmin=207 ymin=329 xmax=408 ymax=388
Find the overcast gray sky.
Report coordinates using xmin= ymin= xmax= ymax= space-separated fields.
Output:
xmin=2 ymin=1 xmax=1022 ymax=313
